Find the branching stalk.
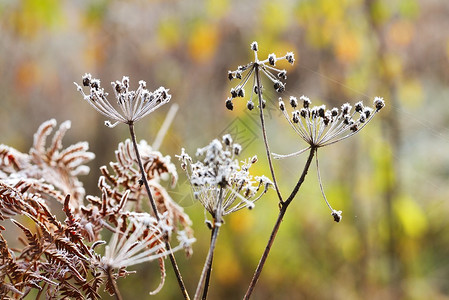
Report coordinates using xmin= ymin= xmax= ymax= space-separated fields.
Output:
xmin=128 ymin=122 xmax=190 ymax=300
xmin=244 ymin=147 xmax=316 ymax=299
xmin=254 ymin=64 xmax=283 ymax=203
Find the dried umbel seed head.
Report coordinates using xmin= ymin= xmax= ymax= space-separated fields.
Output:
xmin=301 ymin=95 xmax=311 ymax=108
xmin=268 ymin=53 xmax=276 ymax=66
xmin=290 ymin=96 xmax=298 ymax=108
xmin=275 ymin=96 xmax=386 ymax=153
xmin=225 ymin=41 xmax=295 ymax=111
xmin=285 ymin=52 xmax=295 ymax=65
xmin=374 ymin=97 xmax=385 ymax=111
xmin=332 ymin=210 xmax=342 ymax=222
xmin=75 ymin=74 xmax=171 ymax=127
xmin=279 ymin=99 xmax=285 ymax=111
xmin=355 ymin=101 xmax=364 ymax=113
xmin=223 ymin=134 xmax=232 ymax=146
xmin=278 ymin=70 xmax=287 ymax=80
xmin=226 ymin=98 xmax=234 ymax=111
xmin=251 ymin=41 xmax=258 ymax=51
xmin=247 ymin=100 xmax=255 ymax=111
xmin=82 ymin=73 xmax=91 ymax=87
xmin=177 ymin=135 xmax=272 ymax=219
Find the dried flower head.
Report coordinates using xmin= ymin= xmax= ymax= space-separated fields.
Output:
xmin=275 ymin=96 xmax=385 ymax=222
xmin=177 ymin=134 xmax=272 ymax=222
xmin=99 ymin=212 xmax=195 ymax=295
xmin=101 ymin=212 xmax=194 ymax=269
xmin=225 ymin=41 xmax=295 ymax=111
xmin=275 ymin=96 xmax=385 ymax=158
xmin=75 ymin=74 xmax=171 ymax=127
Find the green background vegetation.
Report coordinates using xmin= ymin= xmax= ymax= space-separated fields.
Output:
xmin=1 ymin=0 xmax=449 ymax=299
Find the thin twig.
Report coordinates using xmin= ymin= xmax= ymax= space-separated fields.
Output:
xmin=201 ymin=228 xmax=216 ymax=300
xmin=244 ymin=147 xmax=315 ymax=299
xmin=195 ymin=223 xmax=220 ymax=300
xmin=152 ymin=103 xmax=179 ymax=151
xmin=254 ymin=64 xmax=283 ymax=203
xmin=128 ymin=122 xmax=191 ymax=300
xmin=195 ymin=188 xmax=224 ymax=300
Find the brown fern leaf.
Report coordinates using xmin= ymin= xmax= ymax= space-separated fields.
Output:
xmin=0 ymin=145 xmax=29 ymax=176
xmin=44 ymin=250 xmax=86 ymax=283
xmin=0 ymin=181 xmax=37 ymax=220
xmin=29 ymin=119 xmax=95 ymax=208
xmin=1 ymin=120 xmax=94 ymax=209
xmin=97 ymin=139 xmax=192 ymax=240
xmin=11 ymin=220 xmax=42 ymax=259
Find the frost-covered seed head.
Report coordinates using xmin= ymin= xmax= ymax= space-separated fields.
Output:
xmin=341 ymin=103 xmax=352 ymax=115
xmin=247 ymin=100 xmax=255 ymax=111
xmin=355 ymin=101 xmax=364 ymax=113
xmin=290 ymin=96 xmax=298 ymax=108
xmin=222 ymin=134 xmax=232 ymax=146
xmin=225 ymin=42 xmax=295 ymax=110
xmin=332 ymin=210 xmax=342 ymax=223
xmin=374 ymin=97 xmax=385 ymax=111
xmin=226 ymin=98 xmax=233 ymax=110
xmin=251 ymin=41 xmax=258 ymax=51
xmin=268 ymin=53 xmax=276 ymax=66
xmin=285 ymin=52 xmax=295 ymax=64
xmin=279 ymin=100 xmax=285 ymax=111
xmin=301 ymin=95 xmax=311 ymax=108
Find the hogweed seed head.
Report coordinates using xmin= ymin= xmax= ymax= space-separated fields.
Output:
xmin=225 ymin=42 xmax=295 ymax=111
xmin=177 ymin=135 xmax=272 ymax=220
xmin=75 ymin=74 xmax=171 ymax=127
xmin=274 ymin=96 xmax=385 ymax=157
xmin=274 ymin=96 xmax=385 ymax=222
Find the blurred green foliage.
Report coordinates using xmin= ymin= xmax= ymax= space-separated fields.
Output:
xmin=1 ymin=0 xmax=449 ymax=299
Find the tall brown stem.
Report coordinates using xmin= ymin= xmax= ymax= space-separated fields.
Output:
xmin=244 ymin=147 xmax=315 ymax=299
xmin=128 ymin=123 xmax=190 ymax=300
xmin=254 ymin=64 xmax=283 ymax=203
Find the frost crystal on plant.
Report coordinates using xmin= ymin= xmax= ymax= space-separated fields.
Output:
xmin=225 ymin=41 xmax=295 ymax=111
xmin=75 ymin=74 xmax=171 ymax=127
xmin=177 ymin=134 xmax=272 ymax=221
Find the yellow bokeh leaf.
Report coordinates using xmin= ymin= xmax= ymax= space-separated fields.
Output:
xmin=157 ymin=18 xmax=180 ymax=49
xmin=335 ymin=31 xmax=361 ymax=64
xmin=188 ymin=23 xmax=219 ymax=63
xmin=387 ymin=20 xmax=414 ymax=48
xmin=398 ymin=78 xmax=423 ymax=108
xmin=206 ymin=0 xmax=229 ymax=19
xmin=394 ymin=194 xmax=428 ymax=238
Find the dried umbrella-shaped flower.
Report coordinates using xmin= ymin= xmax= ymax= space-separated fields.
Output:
xmin=74 ymin=74 xmax=171 ymax=128
xmin=275 ymin=96 xmax=385 ymax=221
xmin=178 ymin=134 xmax=272 ymax=222
xmin=99 ymin=212 xmax=195 ymax=295
xmin=177 ymin=134 xmax=272 ymax=300
xmin=225 ymin=41 xmax=295 ymax=111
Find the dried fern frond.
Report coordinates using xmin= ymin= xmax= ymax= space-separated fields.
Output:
xmin=29 ymin=119 xmax=95 ymax=208
xmin=96 ymin=139 xmax=193 ymax=244
xmin=0 ymin=190 xmax=104 ymax=299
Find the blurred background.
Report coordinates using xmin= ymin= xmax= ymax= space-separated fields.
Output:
xmin=1 ymin=0 xmax=449 ymax=299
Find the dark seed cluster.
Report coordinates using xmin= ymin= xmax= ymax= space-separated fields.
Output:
xmin=225 ymin=41 xmax=295 ymax=111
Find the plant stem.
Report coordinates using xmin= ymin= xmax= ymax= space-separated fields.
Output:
xmin=201 ymin=228 xmax=216 ymax=300
xmin=254 ymin=64 xmax=283 ymax=203
xmin=107 ymin=266 xmax=123 ymax=300
xmin=244 ymin=148 xmax=315 ymax=299
xmin=128 ymin=123 xmax=190 ymax=300
xmin=194 ymin=188 xmax=224 ymax=300
xmin=195 ymin=223 xmax=220 ymax=300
